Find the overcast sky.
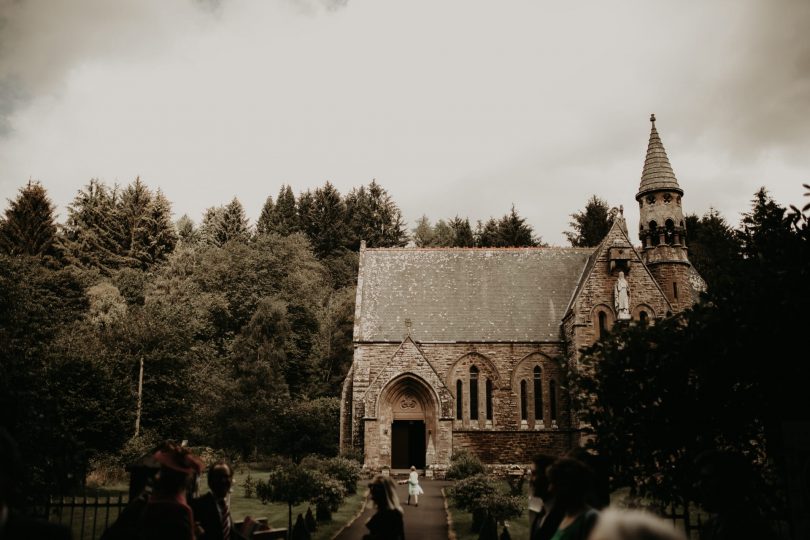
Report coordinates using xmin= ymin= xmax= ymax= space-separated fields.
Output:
xmin=1 ymin=0 xmax=808 ymax=246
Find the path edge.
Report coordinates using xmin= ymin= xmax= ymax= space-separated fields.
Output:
xmin=330 ymin=498 xmax=368 ymax=540
xmin=442 ymin=487 xmax=457 ymax=540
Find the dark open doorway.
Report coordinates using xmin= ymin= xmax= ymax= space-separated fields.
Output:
xmin=391 ymin=420 xmax=426 ymax=469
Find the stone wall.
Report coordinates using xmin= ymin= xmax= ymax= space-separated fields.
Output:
xmin=348 ymin=339 xmax=578 ymax=467
xmin=452 ymin=430 xmax=577 ymax=463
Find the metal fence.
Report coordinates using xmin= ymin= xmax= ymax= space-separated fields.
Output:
xmin=29 ymin=491 xmax=130 ymax=540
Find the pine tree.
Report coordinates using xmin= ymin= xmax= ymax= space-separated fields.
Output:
xmin=308 ymin=182 xmax=348 ymax=258
xmin=345 ymin=179 xmax=408 ymax=249
xmin=60 ymin=179 xmax=128 ymax=272
xmin=272 ymin=184 xmax=299 ymax=236
xmin=412 ymin=215 xmax=435 ymax=247
xmin=199 ymin=206 xmax=226 ymax=246
xmin=564 ymin=195 xmax=613 ymax=247
xmin=684 ymin=209 xmax=741 ymax=291
xmin=449 ymin=216 xmax=474 ymax=247
xmin=256 ymin=195 xmax=275 ymax=236
xmin=496 ymin=205 xmax=539 ymax=247
xmin=738 ymin=187 xmax=790 ymax=260
xmin=220 ymin=197 xmax=251 ymax=243
xmin=297 ymin=190 xmax=316 ymax=241
xmin=199 ymin=199 xmax=250 ymax=247
xmin=176 ymin=214 xmax=199 ymax=246
xmin=0 ymin=180 xmax=59 ymax=260
xmin=118 ymin=177 xmax=154 ymax=267
xmin=475 ymin=218 xmax=500 ymax=247
xmin=144 ymin=190 xmax=177 ymax=264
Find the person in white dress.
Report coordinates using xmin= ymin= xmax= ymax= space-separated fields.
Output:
xmin=407 ymin=466 xmax=423 ymax=506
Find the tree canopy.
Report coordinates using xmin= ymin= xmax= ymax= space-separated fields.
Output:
xmin=564 ymin=195 xmax=613 ymax=247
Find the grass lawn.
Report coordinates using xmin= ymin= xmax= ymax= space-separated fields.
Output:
xmin=445 ymin=480 xmax=532 ymax=540
xmin=229 ymin=467 xmax=367 ymax=539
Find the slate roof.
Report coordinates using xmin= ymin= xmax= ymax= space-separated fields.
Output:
xmin=354 ymin=247 xmax=594 ymax=343
xmin=637 ymin=114 xmax=683 ymax=197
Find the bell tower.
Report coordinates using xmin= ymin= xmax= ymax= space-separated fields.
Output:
xmin=636 ymin=114 xmax=692 ymax=313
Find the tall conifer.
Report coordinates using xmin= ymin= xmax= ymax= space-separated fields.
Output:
xmin=0 ymin=180 xmax=59 ymax=260
xmin=564 ymin=195 xmax=613 ymax=247
xmin=220 ymin=197 xmax=251 ymax=244
xmin=272 ymin=185 xmax=299 ymax=236
xmin=345 ymin=179 xmax=407 ymax=249
xmin=61 ymin=179 xmax=126 ymax=272
xmin=496 ymin=205 xmax=539 ymax=247
xmin=308 ymin=182 xmax=348 ymax=257
xmin=256 ymin=195 xmax=275 ymax=236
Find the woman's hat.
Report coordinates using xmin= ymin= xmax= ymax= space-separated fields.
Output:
xmin=153 ymin=445 xmax=204 ymax=475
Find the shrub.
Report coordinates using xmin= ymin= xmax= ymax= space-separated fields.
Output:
xmin=447 ymin=474 xmax=499 ymax=512
xmin=243 ymin=472 xmax=256 ymax=498
xmin=300 ymin=455 xmax=361 ymax=495
xmin=310 ymin=472 xmax=346 ymax=522
xmin=327 ymin=457 xmax=362 ymax=495
xmin=447 ymin=450 xmax=486 ymax=480
xmin=476 ymin=492 xmax=523 ymax=524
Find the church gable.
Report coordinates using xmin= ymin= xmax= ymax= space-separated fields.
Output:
xmin=361 ymin=337 xmax=454 ymax=419
xmin=565 ymin=216 xmax=672 ymax=338
xmin=354 ymin=248 xmax=593 ymax=343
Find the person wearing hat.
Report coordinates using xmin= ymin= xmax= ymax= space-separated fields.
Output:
xmin=139 ymin=443 xmax=203 ymax=540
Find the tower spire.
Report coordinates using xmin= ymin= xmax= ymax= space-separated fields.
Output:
xmin=638 ymin=113 xmax=682 ymax=198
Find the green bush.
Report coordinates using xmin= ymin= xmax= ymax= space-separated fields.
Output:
xmin=447 ymin=474 xmax=498 ymax=512
xmin=300 ymin=455 xmax=361 ymax=495
xmin=476 ymin=492 xmax=523 ymax=524
xmin=310 ymin=472 xmax=346 ymax=522
xmin=446 ymin=449 xmax=486 ymax=479
xmin=243 ymin=472 xmax=256 ymax=498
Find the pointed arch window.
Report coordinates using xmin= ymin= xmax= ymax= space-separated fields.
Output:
xmin=549 ymin=380 xmax=558 ymax=424
xmin=520 ymin=380 xmax=528 ymax=421
xmin=485 ymin=379 xmax=493 ymax=421
xmin=456 ymin=379 xmax=463 ymax=420
xmin=469 ymin=366 xmax=479 ymax=420
xmin=598 ymin=311 xmax=608 ymax=340
xmin=533 ymin=366 xmax=543 ymax=424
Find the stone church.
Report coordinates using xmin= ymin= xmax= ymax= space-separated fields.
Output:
xmin=339 ymin=115 xmax=705 ymax=471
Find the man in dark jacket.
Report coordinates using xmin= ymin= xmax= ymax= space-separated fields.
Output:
xmin=191 ymin=462 xmax=238 ymax=540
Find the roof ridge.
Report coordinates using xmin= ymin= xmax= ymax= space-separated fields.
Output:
xmin=365 ymin=246 xmax=596 ymax=252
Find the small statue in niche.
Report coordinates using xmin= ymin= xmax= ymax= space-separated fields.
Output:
xmin=614 ymin=271 xmax=631 ymax=320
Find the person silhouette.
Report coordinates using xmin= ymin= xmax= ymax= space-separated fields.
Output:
xmin=191 ymin=461 xmax=237 ymax=540
xmin=363 ymin=475 xmax=404 ymax=540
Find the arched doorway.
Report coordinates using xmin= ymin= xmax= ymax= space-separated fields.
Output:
xmin=377 ymin=375 xmax=438 ymax=470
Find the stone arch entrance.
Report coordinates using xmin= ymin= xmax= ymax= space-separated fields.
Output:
xmin=376 ymin=374 xmax=438 ymax=470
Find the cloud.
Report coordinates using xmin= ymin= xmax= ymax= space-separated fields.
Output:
xmin=0 ymin=0 xmax=807 ymax=246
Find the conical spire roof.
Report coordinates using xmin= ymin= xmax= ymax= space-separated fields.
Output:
xmin=637 ymin=114 xmax=682 ymax=198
